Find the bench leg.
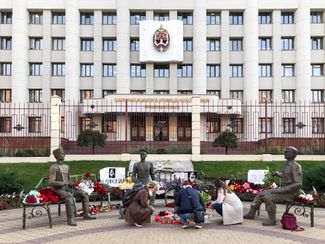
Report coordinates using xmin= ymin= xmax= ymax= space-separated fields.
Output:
xmin=58 ymin=203 xmax=61 ymax=216
xmin=44 ymin=205 xmax=52 ymax=228
xmin=311 ymin=205 xmax=314 ymax=227
xmin=22 ymin=205 xmax=26 ymax=229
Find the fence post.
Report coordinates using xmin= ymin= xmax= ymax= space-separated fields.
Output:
xmin=50 ymin=95 xmax=62 ymax=160
xmin=264 ymin=100 xmax=268 ymax=154
xmin=192 ymin=96 xmax=201 ymax=161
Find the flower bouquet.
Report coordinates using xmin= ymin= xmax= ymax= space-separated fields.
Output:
xmin=118 ymin=177 xmax=134 ymax=190
xmin=155 ymin=211 xmax=182 ymax=225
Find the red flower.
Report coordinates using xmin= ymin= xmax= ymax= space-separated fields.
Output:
xmin=26 ymin=195 xmax=37 ymax=204
xmin=85 ymin=171 xmax=91 ymax=178
xmin=94 ymin=182 xmax=108 ymax=196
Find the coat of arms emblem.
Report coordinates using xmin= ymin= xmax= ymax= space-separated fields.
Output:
xmin=153 ymin=25 xmax=170 ymax=52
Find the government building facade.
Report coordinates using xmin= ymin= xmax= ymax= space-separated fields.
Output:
xmin=0 ymin=0 xmax=324 ymax=154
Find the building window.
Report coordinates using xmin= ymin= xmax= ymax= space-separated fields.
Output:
xmin=0 ymin=89 xmax=11 ymax=102
xmin=154 ymin=90 xmax=169 ymax=95
xmin=103 ymin=38 xmax=117 ymax=51
xmin=130 ymin=64 xmax=146 ymax=77
xmin=0 ymin=63 xmax=11 ymax=76
xmin=29 ymin=89 xmax=42 ymax=103
xmin=206 ymin=65 xmax=220 ymax=77
xmin=281 ymin=12 xmax=294 ymax=24
xmin=51 ymin=89 xmax=65 ymax=100
xmin=281 ymin=37 xmax=294 ymax=50
xmin=80 ymin=64 xmax=94 ymax=77
xmin=310 ymin=12 xmax=322 ymax=23
xmin=259 ymin=90 xmax=273 ymax=103
xmin=61 ymin=116 xmax=65 ymax=133
xmin=229 ymin=118 xmax=243 ymax=133
xmin=0 ymin=117 xmax=11 ymax=133
xmin=154 ymin=65 xmax=169 ymax=78
xmin=177 ymin=90 xmax=192 ymax=95
xmin=311 ymin=64 xmax=323 ymax=76
xmin=206 ymin=90 xmax=220 ymax=98
xmin=102 ymin=12 xmax=117 ymax=25
xmin=206 ymin=39 xmax=220 ymax=51
xmin=103 ymin=90 xmax=116 ymax=97
xmin=29 ymin=63 xmax=42 ymax=76
xmin=103 ymin=64 xmax=117 ymax=77
xmin=28 ymin=117 xmax=42 ymax=133
xmin=177 ymin=65 xmax=192 ymax=78
xmin=259 ymin=12 xmax=272 ymax=24
xmin=154 ymin=13 xmax=169 ymax=21
xmin=312 ymin=118 xmax=325 ymax=134
xmin=130 ymin=90 xmax=146 ymax=94
xmin=206 ymin=12 xmax=221 ymax=25
xmin=312 ymin=90 xmax=324 ymax=103
xmin=52 ymin=38 xmax=65 ymax=50
xmin=52 ymin=63 xmax=65 ymax=76
xmin=177 ymin=12 xmax=193 ymax=25
xmin=230 ymin=38 xmax=243 ymax=51
xmin=230 ymin=90 xmax=243 ymax=100
xmin=259 ymin=64 xmax=272 ymax=77
xmin=230 ymin=64 xmax=243 ymax=77
xmin=102 ymin=114 xmax=117 ymax=133
xmin=80 ymin=12 xmax=94 ymax=25
xmin=81 ymin=39 xmax=94 ymax=51
xmin=130 ymin=12 xmax=146 ymax=25
xmin=282 ymin=64 xmax=295 ymax=77
xmin=207 ymin=115 xmax=220 ymax=133
xmin=80 ymin=117 xmax=91 ymax=131
xmin=259 ymin=37 xmax=272 ymax=50
xmin=183 ymin=39 xmax=193 ymax=51
xmin=130 ymin=39 xmax=140 ymax=51
xmin=0 ymin=37 xmax=12 ymax=50
xmin=259 ymin=118 xmax=273 ymax=133
xmin=0 ymin=12 xmax=12 ymax=24
xmin=52 ymin=12 xmax=65 ymax=24
xmin=30 ymin=12 xmax=43 ymax=24
xmin=283 ymin=118 xmax=295 ymax=133
xmin=282 ymin=90 xmax=295 ymax=103
xmin=311 ymin=37 xmax=323 ymax=50
xmin=229 ymin=13 xmax=243 ymax=25
xmin=29 ymin=38 xmax=43 ymax=50
xmin=80 ymin=90 xmax=93 ymax=103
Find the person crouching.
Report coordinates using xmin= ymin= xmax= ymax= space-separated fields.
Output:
xmin=125 ymin=181 xmax=158 ymax=227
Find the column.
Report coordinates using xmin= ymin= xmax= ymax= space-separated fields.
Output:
xmin=116 ymin=0 xmax=130 ymax=94
xmin=244 ymin=0 xmax=259 ymax=141
xmin=192 ymin=96 xmax=201 ymax=161
xmin=50 ymin=95 xmax=62 ymax=160
xmin=296 ymin=0 xmax=311 ymax=102
xmin=221 ymin=10 xmax=230 ymax=99
xmin=272 ymin=10 xmax=282 ymax=103
xmin=94 ymin=10 xmax=103 ymax=98
xmin=42 ymin=10 xmax=52 ymax=102
xmin=12 ymin=0 xmax=28 ymax=102
xmin=65 ymin=0 xmax=80 ymax=102
xmin=193 ymin=0 xmax=206 ymax=94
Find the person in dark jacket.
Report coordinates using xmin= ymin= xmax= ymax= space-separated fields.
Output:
xmin=175 ymin=181 xmax=205 ymax=229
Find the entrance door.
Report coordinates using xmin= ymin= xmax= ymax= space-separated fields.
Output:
xmin=154 ymin=115 xmax=169 ymax=141
xmin=177 ymin=114 xmax=191 ymax=141
xmin=130 ymin=114 xmax=145 ymax=141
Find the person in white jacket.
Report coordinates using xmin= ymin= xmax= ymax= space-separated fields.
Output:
xmin=209 ymin=179 xmax=244 ymax=225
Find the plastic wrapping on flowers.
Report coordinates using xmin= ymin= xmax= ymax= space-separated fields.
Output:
xmin=118 ymin=177 xmax=134 ymax=190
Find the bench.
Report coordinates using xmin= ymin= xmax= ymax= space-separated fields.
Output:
xmin=283 ymin=200 xmax=315 ymax=227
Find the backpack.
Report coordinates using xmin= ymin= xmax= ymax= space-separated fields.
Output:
xmin=122 ymin=188 xmax=141 ymax=207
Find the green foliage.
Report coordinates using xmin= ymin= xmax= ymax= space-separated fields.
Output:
xmin=77 ymin=130 xmax=107 ymax=153
xmin=0 ymin=148 xmax=50 ymax=157
xmin=0 ymin=169 xmax=23 ymax=194
xmin=127 ymin=144 xmax=191 ymax=154
xmin=213 ymin=130 xmax=238 ymax=154
xmin=263 ymin=166 xmax=274 ymax=187
xmin=303 ymin=164 xmax=325 ymax=191
xmin=164 ymin=145 xmax=191 ymax=154
xmin=200 ymin=191 xmax=210 ymax=205
xmin=127 ymin=146 xmax=157 ymax=154
xmin=299 ymin=146 xmax=325 ymax=155
xmin=255 ymin=146 xmax=282 ymax=155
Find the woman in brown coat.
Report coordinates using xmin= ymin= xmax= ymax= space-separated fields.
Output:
xmin=125 ymin=182 xmax=157 ymax=227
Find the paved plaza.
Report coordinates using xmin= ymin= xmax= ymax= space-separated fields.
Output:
xmin=0 ymin=200 xmax=324 ymax=244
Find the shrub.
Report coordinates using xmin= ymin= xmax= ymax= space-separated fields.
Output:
xmin=213 ymin=130 xmax=238 ymax=154
xmin=300 ymin=147 xmax=325 ymax=155
xmin=0 ymin=169 xmax=23 ymax=194
xmin=164 ymin=144 xmax=191 ymax=154
xmin=303 ymin=164 xmax=325 ymax=192
xmin=77 ymin=130 xmax=107 ymax=154
xmin=127 ymin=146 xmax=157 ymax=154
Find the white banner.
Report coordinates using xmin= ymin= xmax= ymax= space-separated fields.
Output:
xmin=100 ymin=167 xmax=126 ymax=187
xmin=247 ymin=170 xmax=269 ymax=185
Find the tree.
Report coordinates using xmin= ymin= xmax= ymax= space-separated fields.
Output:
xmin=213 ymin=130 xmax=238 ymax=155
xmin=77 ymin=130 xmax=107 ymax=154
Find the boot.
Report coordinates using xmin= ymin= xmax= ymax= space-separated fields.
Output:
xmin=82 ymin=198 xmax=96 ymax=220
xmin=262 ymin=212 xmax=276 ymax=226
xmin=66 ymin=201 xmax=77 ymax=226
xmin=243 ymin=206 xmax=258 ymax=219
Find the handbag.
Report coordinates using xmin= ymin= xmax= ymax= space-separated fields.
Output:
xmin=186 ymin=189 xmax=205 ymax=224
xmin=281 ymin=212 xmax=304 ymax=231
